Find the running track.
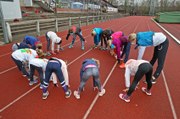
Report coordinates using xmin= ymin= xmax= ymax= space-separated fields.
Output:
xmin=0 ymin=16 xmax=179 ymax=119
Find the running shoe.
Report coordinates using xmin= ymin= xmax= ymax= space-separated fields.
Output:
xmin=42 ymin=91 xmax=49 ymax=100
xmin=142 ymin=87 xmax=152 ymax=96
xmin=99 ymin=89 xmax=106 ymax=96
xmin=119 ymin=62 xmax=125 ymax=68
xmin=65 ymin=89 xmax=71 ymax=98
xmin=69 ymin=44 xmax=73 ymax=48
xmin=151 ymin=76 xmax=157 ymax=84
xmin=74 ymin=90 xmax=80 ymax=99
xmin=119 ymin=93 xmax=130 ymax=103
xmin=29 ymin=79 xmax=38 ymax=86
xmin=81 ymin=46 xmax=85 ymax=50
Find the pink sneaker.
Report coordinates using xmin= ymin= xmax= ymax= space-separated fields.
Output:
xmin=142 ymin=87 xmax=151 ymax=96
xmin=119 ymin=93 xmax=130 ymax=103
xmin=74 ymin=90 xmax=80 ymax=99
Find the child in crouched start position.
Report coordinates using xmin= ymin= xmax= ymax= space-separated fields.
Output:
xmin=73 ymin=58 xmax=105 ymax=99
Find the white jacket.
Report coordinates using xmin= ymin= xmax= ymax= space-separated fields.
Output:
xmin=124 ymin=59 xmax=149 ymax=88
xmin=47 ymin=31 xmax=62 ymax=51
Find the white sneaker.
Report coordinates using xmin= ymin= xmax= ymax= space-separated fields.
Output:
xmin=99 ymin=89 xmax=105 ymax=96
xmin=65 ymin=89 xmax=71 ymax=98
xmin=69 ymin=44 xmax=73 ymax=48
xmin=29 ymin=79 xmax=38 ymax=86
xmin=42 ymin=91 xmax=49 ymax=100
xmin=74 ymin=90 xmax=80 ymax=99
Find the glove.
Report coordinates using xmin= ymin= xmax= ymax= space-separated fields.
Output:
xmin=117 ymin=59 xmax=120 ymax=64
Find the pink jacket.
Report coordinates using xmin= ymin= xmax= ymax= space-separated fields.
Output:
xmin=111 ymin=31 xmax=123 ymax=40
xmin=112 ymin=36 xmax=128 ymax=59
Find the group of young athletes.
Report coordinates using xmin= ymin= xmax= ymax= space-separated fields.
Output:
xmin=11 ymin=25 xmax=169 ymax=102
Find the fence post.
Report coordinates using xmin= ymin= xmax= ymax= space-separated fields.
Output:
xmin=69 ymin=17 xmax=71 ymax=28
xmin=6 ymin=22 xmax=12 ymax=42
xmin=86 ymin=16 xmax=89 ymax=25
xmin=92 ymin=16 xmax=94 ymax=24
xmin=55 ymin=18 xmax=58 ymax=32
xmin=36 ymin=21 xmax=40 ymax=36
xmin=78 ymin=17 xmax=81 ymax=27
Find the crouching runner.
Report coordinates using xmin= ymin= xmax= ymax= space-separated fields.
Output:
xmin=73 ymin=58 xmax=105 ymax=99
xmin=42 ymin=57 xmax=71 ymax=100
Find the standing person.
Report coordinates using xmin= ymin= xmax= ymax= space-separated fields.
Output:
xmin=73 ymin=58 xmax=105 ymax=99
xmin=29 ymin=58 xmax=48 ymax=88
xmin=91 ymin=28 xmax=103 ymax=48
xmin=45 ymin=31 xmax=63 ymax=55
xmin=11 ymin=48 xmax=39 ymax=78
xmin=23 ymin=35 xmax=41 ymax=50
xmin=119 ymin=59 xmax=153 ymax=103
xmin=128 ymin=31 xmax=169 ymax=83
xmin=66 ymin=26 xmax=85 ymax=50
xmin=100 ymin=29 xmax=114 ymax=50
xmin=42 ymin=57 xmax=71 ymax=100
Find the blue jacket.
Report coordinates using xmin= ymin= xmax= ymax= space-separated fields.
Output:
xmin=137 ymin=31 xmax=155 ymax=46
xmin=23 ymin=36 xmax=39 ymax=46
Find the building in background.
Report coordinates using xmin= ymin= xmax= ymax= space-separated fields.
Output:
xmin=0 ymin=0 xmax=22 ymax=20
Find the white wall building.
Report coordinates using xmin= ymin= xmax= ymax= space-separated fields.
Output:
xmin=0 ymin=0 xmax=22 ymax=20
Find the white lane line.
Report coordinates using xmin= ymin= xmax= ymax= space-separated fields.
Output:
xmin=0 ymin=66 xmax=17 ymax=75
xmin=68 ymin=48 xmax=92 ymax=66
xmin=0 ymin=52 xmax=11 ymax=58
xmin=162 ymin=71 xmax=177 ymax=119
xmin=0 ymin=48 xmax=93 ymax=113
xmin=0 ymin=84 xmax=40 ymax=113
xmin=83 ymin=61 xmax=117 ymax=119
xmin=152 ymin=18 xmax=180 ymax=45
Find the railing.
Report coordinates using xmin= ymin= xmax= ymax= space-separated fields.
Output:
xmin=1 ymin=14 xmax=123 ymax=43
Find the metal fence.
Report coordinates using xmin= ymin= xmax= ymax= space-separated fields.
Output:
xmin=1 ymin=14 xmax=123 ymax=43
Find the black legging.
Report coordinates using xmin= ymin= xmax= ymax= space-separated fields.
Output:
xmin=127 ymin=63 xmax=153 ymax=96
xmin=150 ymin=39 xmax=169 ymax=79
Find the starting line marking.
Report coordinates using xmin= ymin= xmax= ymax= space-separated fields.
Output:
xmin=83 ymin=61 xmax=117 ymax=119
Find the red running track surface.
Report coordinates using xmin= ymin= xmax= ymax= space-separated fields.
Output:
xmin=0 ymin=16 xmax=179 ymax=119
